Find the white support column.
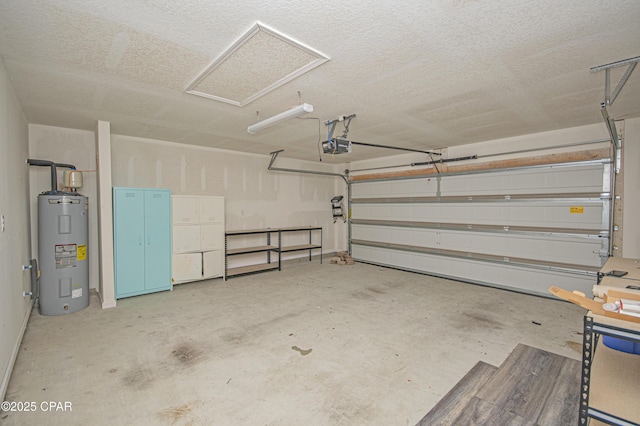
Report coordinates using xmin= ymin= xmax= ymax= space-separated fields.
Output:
xmin=622 ymin=117 xmax=640 ymax=259
xmin=95 ymin=121 xmax=116 ymax=308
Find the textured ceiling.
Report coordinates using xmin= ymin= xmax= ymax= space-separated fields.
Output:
xmin=1 ymin=0 xmax=639 ymax=163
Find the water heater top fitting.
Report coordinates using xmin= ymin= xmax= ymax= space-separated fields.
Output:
xmin=63 ymin=170 xmax=83 ymax=189
xmin=26 ymin=158 xmax=77 ymax=195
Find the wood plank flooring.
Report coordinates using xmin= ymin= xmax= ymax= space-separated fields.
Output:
xmin=417 ymin=362 xmax=498 ymax=425
xmin=417 ymin=344 xmax=581 ymax=425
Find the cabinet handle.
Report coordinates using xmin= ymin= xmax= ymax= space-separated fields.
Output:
xmin=139 ymin=236 xmax=143 ymax=246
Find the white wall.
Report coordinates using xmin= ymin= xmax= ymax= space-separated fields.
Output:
xmin=28 ymin=125 xmax=100 ymax=289
xmin=622 ymin=117 xmax=640 ymax=258
xmin=0 ymin=60 xmax=31 ymax=399
xmin=110 ymin=134 xmax=349 ymax=259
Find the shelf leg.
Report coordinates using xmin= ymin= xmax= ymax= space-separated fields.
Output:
xmin=267 ymin=232 xmax=271 ymax=265
xmin=579 ymin=315 xmax=594 ymax=425
xmin=224 ymin=236 xmax=228 ymax=281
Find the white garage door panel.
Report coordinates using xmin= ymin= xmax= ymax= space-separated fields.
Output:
xmin=353 ymin=202 xmax=606 ymax=229
xmin=351 ymin=178 xmax=438 ymax=198
xmin=351 ymin=245 xmax=595 ymax=297
xmin=441 ymin=164 xmax=606 ymax=195
xmin=349 ymin=160 xmax=610 ymax=297
xmin=439 ymin=231 xmax=604 ymax=267
xmin=352 ymin=164 xmax=608 ymax=199
xmin=352 ymin=225 xmax=438 ymax=246
xmin=353 ymin=225 xmax=604 ymax=267
xmin=435 ymin=202 xmax=606 ymax=228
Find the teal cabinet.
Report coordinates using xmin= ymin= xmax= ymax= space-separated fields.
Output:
xmin=114 ymin=188 xmax=172 ymax=299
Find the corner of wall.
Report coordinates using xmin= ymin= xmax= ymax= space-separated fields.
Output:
xmin=0 ymin=59 xmax=32 ymax=400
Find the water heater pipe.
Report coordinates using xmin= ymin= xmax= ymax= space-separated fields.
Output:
xmin=27 ymin=159 xmax=76 ymax=192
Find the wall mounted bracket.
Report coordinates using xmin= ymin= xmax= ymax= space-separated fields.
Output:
xmin=590 ymin=56 xmax=639 ymax=107
xmin=600 ymin=103 xmax=622 ymax=173
xmin=590 ymin=56 xmax=638 ymax=174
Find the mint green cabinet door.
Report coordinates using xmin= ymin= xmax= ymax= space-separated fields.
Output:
xmin=143 ymin=190 xmax=171 ymax=292
xmin=114 ymin=188 xmax=145 ymax=298
xmin=114 ymin=188 xmax=171 ymax=299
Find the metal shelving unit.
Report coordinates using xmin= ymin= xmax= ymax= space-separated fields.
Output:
xmin=224 ymin=228 xmax=279 ymax=278
xmin=279 ymin=226 xmax=323 ymax=263
xmin=580 ymin=258 xmax=640 ymax=426
xmin=224 ymin=226 xmax=322 ymax=279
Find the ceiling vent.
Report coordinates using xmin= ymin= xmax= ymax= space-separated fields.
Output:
xmin=185 ymin=22 xmax=330 ymax=107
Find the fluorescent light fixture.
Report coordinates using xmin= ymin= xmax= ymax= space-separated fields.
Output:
xmin=247 ymin=103 xmax=313 ymax=133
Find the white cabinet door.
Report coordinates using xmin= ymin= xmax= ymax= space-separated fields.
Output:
xmin=172 ymin=196 xmax=199 ymax=224
xmin=171 ymin=195 xmax=225 ymax=284
xmin=201 ymin=223 xmax=224 ymax=251
xmin=203 ymin=250 xmax=223 ymax=278
xmin=173 ymin=224 xmax=201 ymax=252
xmin=172 ymin=253 xmax=202 ymax=282
xmin=200 ymin=197 xmax=224 ymax=223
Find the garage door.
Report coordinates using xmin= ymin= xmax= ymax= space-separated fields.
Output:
xmin=350 ymin=160 xmax=611 ymax=298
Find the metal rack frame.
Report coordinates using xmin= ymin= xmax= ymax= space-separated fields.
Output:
xmin=224 ymin=226 xmax=323 ymax=279
xmin=278 ymin=226 xmax=323 ymax=264
xmin=224 ymin=228 xmax=280 ymax=278
xmin=580 ymin=316 xmax=640 ymax=425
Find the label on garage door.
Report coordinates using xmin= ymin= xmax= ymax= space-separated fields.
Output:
xmin=570 ymin=206 xmax=584 ymax=214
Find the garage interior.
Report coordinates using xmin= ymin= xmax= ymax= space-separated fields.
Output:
xmin=1 ymin=1 xmax=639 ymax=425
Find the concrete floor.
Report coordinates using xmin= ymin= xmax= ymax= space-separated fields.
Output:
xmin=3 ymin=261 xmax=586 ymax=425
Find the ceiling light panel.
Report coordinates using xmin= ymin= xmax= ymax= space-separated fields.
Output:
xmin=185 ymin=22 xmax=330 ymax=107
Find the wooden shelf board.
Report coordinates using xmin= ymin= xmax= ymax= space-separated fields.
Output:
xmin=279 ymin=226 xmax=322 ymax=232
xmin=280 ymin=244 xmax=322 ymax=252
xmin=589 ymin=343 xmax=640 ymax=423
xmin=226 ymin=245 xmax=278 ymax=255
xmin=226 ymin=263 xmax=279 ymax=276
xmin=601 ymin=257 xmax=640 ymax=281
xmin=225 ymin=228 xmax=278 ymax=236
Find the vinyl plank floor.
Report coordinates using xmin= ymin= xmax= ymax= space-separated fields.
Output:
xmin=535 ymin=351 xmax=582 ymax=426
xmin=418 ymin=344 xmax=581 ymax=425
xmin=476 ymin=343 xmax=580 ymax=423
xmin=417 ymin=361 xmax=498 ymax=425
xmin=447 ymin=397 xmax=536 ymax=426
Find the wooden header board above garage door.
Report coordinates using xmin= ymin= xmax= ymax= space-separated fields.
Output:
xmin=350 ymin=160 xmax=611 ymax=298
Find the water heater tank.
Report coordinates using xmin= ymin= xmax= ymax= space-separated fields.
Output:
xmin=38 ymin=193 xmax=89 ymax=315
